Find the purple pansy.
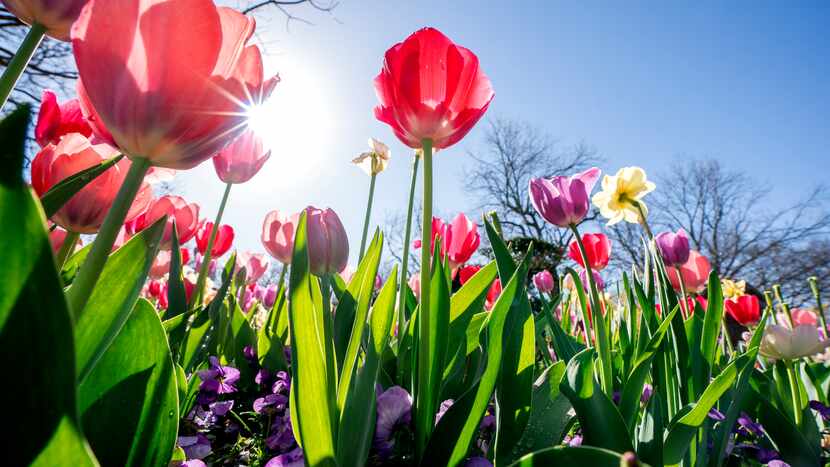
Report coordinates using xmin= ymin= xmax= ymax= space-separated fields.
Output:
xmin=178 ymin=434 xmax=212 ymax=460
xmin=254 ymin=371 xmax=291 ymax=414
xmin=198 ymin=356 xmax=240 ymax=396
xmin=736 ymin=412 xmax=765 ymax=437
xmin=265 ymin=446 xmax=304 ymax=467
xmin=809 ymin=400 xmax=830 ymax=421
xmin=435 ymin=399 xmax=454 ymax=425
xmin=266 ymin=413 xmax=296 ymax=451
xmin=374 ymin=386 xmax=412 ymax=459
xmin=465 ymin=457 xmax=493 ymax=467
xmin=707 ymin=408 xmax=726 ymax=421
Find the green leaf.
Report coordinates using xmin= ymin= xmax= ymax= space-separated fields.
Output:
xmin=662 ymin=354 xmax=744 ymax=465
xmin=1 ymin=144 xmax=97 ymax=466
xmin=508 ymin=446 xmax=629 ymax=467
xmin=337 ymin=266 xmax=398 ymax=467
xmin=710 ymin=345 xmax=762 ymax=467
xmin=60 ymin=242 xmax=91 ymax=285
xmin=700 ymin=271 xmax=723 ymax=376
xmin=79 ymin=299 xmax=179 ymax=467
xmin=336 ymin=230 xmax=384 ymax=413
xmin=636 ymin=392 xmax=664 ymax=466
xmin=287 ymin=211 xmax=337 ymax=466
xmin=559 ymin=348 xmax=633 ymax=453
xmin=485 ymin=219 xmax=535 ymax=464
xmin=74 ymin=215 xmax=166 ymax=384
xmin=423 ymin=253 xmax=530 ymax=466
xmin=41 ymin=154 xmax=125 ymax=217
xmin=507 ymin=362 xmax=572 ymax=461
xmin=163 ymin=223 xmax=187 ymax=319
xmin=444 ymin=261 xmax=497 ymax=371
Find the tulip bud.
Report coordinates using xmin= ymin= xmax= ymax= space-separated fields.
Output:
xmin=533 ymin=270 xmax=555 ymax=294
xmin=304 ymin=206 xmax=349 ymax=276
xmin=212 ymin=129 xmax=271 ymax=184
xmin=654 ymin=228 xmax=691 ymax=267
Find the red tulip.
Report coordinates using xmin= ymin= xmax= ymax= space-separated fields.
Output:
xmin=31 ymin=133 xmax=152 ymax=233
xmin=35 ymin=89 xmax=92 ymax=147
xmin=195 ymin=221 xmax=234 ymax=257
xmin=237 ymin=251 xmax=269 ymax=283
xmin=131 ymin=195 xmax=200 ymax=249
xmin=725 ymin=294 xmax=761 ymax=326
xmin=304 ymin=206 xmax=349 ymax=276
xmin=2 ymin=0 xmax=88 ymax=40
xmin=261 ymin=210 xmax=299 ymax=265
xmin=458 ymin=264 xmax=501 ymax=310
xmin=568 ymin=233 xmax=611 ymax=270
xmin=49 ymin=225 xmax=68 ymax=254
xmin=374 ymin=27 xmax=494 ymax=150
xmin=667 ymin=250 xmax=711 ymax=294
xmin=212 ymin=129 xmax=271 ymax=184
xmin=71 ymin=1 xmax=278 ymax=169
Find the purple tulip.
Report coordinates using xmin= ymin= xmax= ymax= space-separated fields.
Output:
xmin=529 ymin=167 xmax=600 ymax=228
xmin=533 ymin=269 xmax=555 ymax=294
xmin=655 ymin=228 xmax=691 ymax=267
xmin=305 ymin=206 xmax=349 ymax=276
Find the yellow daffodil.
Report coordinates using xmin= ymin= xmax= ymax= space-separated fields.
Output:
xmin=721 ymin=279 xmax=746 ymax=299
xmin=592 ymin=166 xmax=656 ymax=225
xmin=352 ymin=138 xmax=391 ymax=176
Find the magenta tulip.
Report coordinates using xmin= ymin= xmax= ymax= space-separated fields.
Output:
xmin=533 ymin=270 xmax=555 ymax=294
xmin=529 ymin=167 xmax=601 ymax=228
xmin=305 ymin=206 xmax=349 ymax=276
xmin=2 ymin=0 xmax=88 ymax=40
xmin=212 ymin=129 xmax=271 ymax=184
xmin=655 ymin=228 xmax=691 ymax=267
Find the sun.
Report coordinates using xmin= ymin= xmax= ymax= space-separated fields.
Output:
xmin=245 ymin=56 xmax=333 ymax=188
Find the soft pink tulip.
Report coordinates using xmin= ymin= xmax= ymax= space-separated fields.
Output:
xmin=31 ymin=133 xmax=152 ymax=234
xmin=533 ymin=270 xmax=554 ymax=294
xmin=667 ymin=250 xmax=711 ymax=294
xmin=2 ymin=0 xmax=88 ymax=40
xmin=131 ymin=195 xmax=200 ymax=249
xmin=408 ymin=275 xmax=421 ymax=300
xmin=148 ymin=247 xmax=190 ymax=279
xmin=445 ymin=213 xmax=480 ymax=269
xmin=71 ymin=1 xmax=278 ymax=169
xmin=261 ymin=210 xmax=299 ymax=265
xmin=237 ymin=251 xmax=269 ymax=283
xmin=778 ymin=309 xmax=819 ymax=328
xmin=35 ymin=89 xmax=92 ymax=147
xmin=263 ymin=285 xmax=278 ymax=309
xmin=305 ymin=206 xmax=349 ymax=276
xmin=529 ymin=168 xmax=601 ymax=228
xmin=212 ymin=129 xmax=271 ymax=184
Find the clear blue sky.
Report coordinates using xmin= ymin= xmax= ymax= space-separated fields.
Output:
xmin=178 ymin=1 xmax=830 ymax=264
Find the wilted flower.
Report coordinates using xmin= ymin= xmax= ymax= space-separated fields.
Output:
xmin=721 ymin=279 xmax=746 ymax=299
xmin=533 ymin=270 xmax=555 ymax=294
xmin=529 ymin=168 xmax=601 ymax=228
xmin=352 ymin=138 xmax=391 ymax=176
xmin=568 ymin=232 xmax=611 ymax=270
xmin=655 ymin=228 xmax=691 ymax=267
xmin=667 ymin=250 xmax=711 ymax=294
xmin=592 ymin=166 xmax=656 ymax=225
xmin=725 ymin=295 xmax=761 ymax=326
xmin=374 ymin=28 xmax=494 ymax=150
xmin=760 ymin=324 xmax=830 ymax=360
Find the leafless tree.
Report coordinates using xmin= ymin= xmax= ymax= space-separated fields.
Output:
xmin=609 ymin=159 xmax=830 ymax=305
xmin=0 ymin=0 xmax=337 ymax=108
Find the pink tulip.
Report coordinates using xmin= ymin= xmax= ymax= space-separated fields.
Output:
xmin=131 ymin=195 xmax=200 ymax=249
xmin=237 ymin=251 xmax=269 ymax=283
xmin=263 ymin=285 xmax=278 ymax=309
xmin=444 ymin=213 xmax=480 ymax=269
xmin=71 ymin=1 xmax=278 ymax=169
xmin=2 ymin=0 xmax=88 ymax=40
xmin=305 ymin=206 xmax=349 ymax=276
xmin=212 ymin=129 xmax=271 ymax=184
xmin=195 ymin=221 xmax=235 ymax=257
xmin=408 ymin=275 xmax=421 ymax=300
xmin=148 ymin=247 xmax=190 ymax=279
xmin=667 ymin=250 xmax=711 ymax=294
xmin=533 ymin=270 xmax=554 ymax=294
xmin=31 ymin=133 xmax=152 ymax=234
xmin=655 ymin=228 xmax=691 ymax=268
xmin=529 ymin=167 xmax=601 ymax=228
xmin=261 ymin=210 xmax=299 ymax=265
xmin=778 ymin=309 xmax=819 ymax=328
xmin=35 ymin=90 xmax=92 ymax=147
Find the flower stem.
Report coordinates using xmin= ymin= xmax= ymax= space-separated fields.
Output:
xmin=773 ymin=284 xmax=795 ymax=328
xmin=570 ymin=223 xmax=613 ymax=396
xmin=415 ymin=138 xmax=433 ymax=459
xmin=55 ymin=230 xmax=80 ymax=270
xmin=397 ymin=152 xmax=420 ymax=340
xmin=0 ymin=23 xmax=45 ymax=111
xmin=358 ymin=172 xmax=377 ymax=262
xmin=634 ymin=201 xmax=654 ymax=240
xmin=675 ymin=269 xmax=690 ymax=318
xmin=786 ymin=360 xmax=803 ymax=427
xmin=192 ymin=182 xmax=232 ymax=308
xmin=808 ymin=276 xmax=828 ymax=334
xmin=66 ymin=158 xmax=150 ymax=318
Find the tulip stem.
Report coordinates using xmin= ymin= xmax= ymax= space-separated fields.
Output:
xmin=570 ymin=224 xmax=613 ymax=397
xmin=66 ymin=158 xmax=151 ymax=318
xmin=397 ymin=152 xmax=420 ymax=341
xmin=55 ymin=230 xmax=80 ymax=271
xmin=773 ymin=284 xmax=795 ymax=328
xmin=786 ymin=360 xmax=803 ymax=427
xmin=0 ymin=23 xmax=45 ymax=111
xmin=808 ymin=277 xmax=828 ymax=334
xmin=721 ymin=321 xmax=734 ymax=356
xmin=358 ymin=173 xmax=377 ymax=263
xmin=675 ymin=269 xmax=690 ymax=318
xmin=415 ymin=138 xmax=434 ymax=459
xmin=192 ymin=182 xmax=232 ymax=308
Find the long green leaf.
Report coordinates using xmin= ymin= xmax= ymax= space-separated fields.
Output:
xmin=163 ymin=223 xmax=187 ymax=319
xmin=700 ymin=271 xmax=723 ymax=375
xmin=74 ymin=216 xmax=166 ymax=383
xmin=79 ymin=299 xmax=178 ymax=466
xmin=508 ymin=446 xmax=628 ymax=467
xmin=41 ymin=154 xmax=125 ymax=217
xmin=287 ymin=212 xmax=337 ymax=466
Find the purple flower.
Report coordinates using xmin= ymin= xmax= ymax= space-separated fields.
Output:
xmin=767 ymin=461 xmax=790 ymax=467
xmin=178 ymin=434 xmax=211 ymax=460
xmin=266 ymin=413 xmax=296 ymax=451
xmin=435 ymin=399 xmax=454 ymax=425
xmin=809 ymin=400 xmax=830 ymax=420
xmin=179 ymin=461 xmax=207 ymax=467
xmin=264 ymin=285 xmax=279 ymax=309
xmin=211 ymin=400 xmax=234 ymax=416
xmin=243 ymin=345 xmax=258 ymax=366
xmin=736 ymin=412 xmax=765 ymax=437
xmin=197 ymin=356 xmax=240 ymax=395
xmin=265 ymin=446 xmax=304 ymax=467
xmin=374 ymin=386 xmax=412 ymax=459
xmin=465 ymin=457 xmax=493 ymax=467
xmin=529 ymin=167 xmax=601 ymax=228
xmin=707 ymin=408 xmax=726 ymax=421
xmin=641 ymin=383 xmax=653 ymax=403
xmin=254 ymin=371 xmax=291 ymax=414
xmin=655 ymin=228 xmax=691 ymax=267
xmin=564 ymin=433 xmax=583 ymax=446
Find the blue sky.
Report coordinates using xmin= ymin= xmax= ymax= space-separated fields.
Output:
xmin=179 ymin=1 xmax=830 ymax=264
